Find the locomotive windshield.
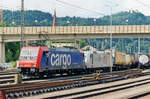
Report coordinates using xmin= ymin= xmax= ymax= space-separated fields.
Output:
xmin=19 ymin=49 xmax=38 ymax=61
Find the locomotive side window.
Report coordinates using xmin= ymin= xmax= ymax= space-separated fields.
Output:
xmin=19 ymin=49 xmax=38 ymax=61
xmin=42 ymin=51 xmax=49 ymax=66
xmin=90 ymin=54 xmax=94 ymax=66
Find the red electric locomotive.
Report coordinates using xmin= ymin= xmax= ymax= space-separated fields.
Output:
xmin=17 ymin=46 xmax=49 ymax=76
xmin=17 ymin=46 xmax=85 ymax=77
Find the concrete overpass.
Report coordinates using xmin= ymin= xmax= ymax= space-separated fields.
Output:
xmin=1 ymin=25 xmax=150 ymax=42
xmin=1 ymin=25 xmax=150 ymax=62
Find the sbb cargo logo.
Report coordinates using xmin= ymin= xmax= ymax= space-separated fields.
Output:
xmin=51 ymin=53 xmax=71 ymax=66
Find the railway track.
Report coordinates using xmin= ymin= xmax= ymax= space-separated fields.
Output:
xmin=125 ymin=87 xmax=150 ymax=99
xmin=39 ymin=76 xmax=150 ymax=99
xmin=22 ymin=69 xmax=141 ymax=83
xmin=127 ymin=92 xmax=150 ymax=99
xmin=0 ymin=69 xmax=140 ymax=85
xmin=0 ymin=70 xmax=18 ymax=84
xmin=0 ymin=70 xmax=17 ymax=76
xmin=0 ymin=69 xmax=145 ymax=99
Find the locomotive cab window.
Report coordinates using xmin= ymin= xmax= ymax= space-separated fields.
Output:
xmin=19 ymin=49 xmax=38 ymax=61
xmin=41 ymin=51 xmax=49 ymax=66
xmin=90 ymin=54 xmax=94 ymax=64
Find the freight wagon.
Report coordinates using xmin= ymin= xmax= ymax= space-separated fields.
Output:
xmin=105 ymin=49 xmax=133 ymax=67
xmin=139 ymin=54 xmax=149 ymax=67
xmin=132 ymin=54 xmax=150 ymax=68
xmin=115 ymin=52 xmax=133 ymax=66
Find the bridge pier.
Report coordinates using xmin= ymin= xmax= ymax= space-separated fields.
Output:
xmin=0 ymin=36 xmax=5 ymax=63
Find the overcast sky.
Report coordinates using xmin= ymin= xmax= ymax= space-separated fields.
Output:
xmin=1 ymin=0 xmax=150 ymax=17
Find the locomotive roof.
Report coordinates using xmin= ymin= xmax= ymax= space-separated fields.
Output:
xmin=21 ymin=46 xmax=49 ymax=52
xmin=22 ymin=46 xmax=82 ymax=52
xmin=49 ymin=47 xmax=80 ymax=52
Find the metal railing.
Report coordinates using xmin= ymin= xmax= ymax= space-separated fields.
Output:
xmin=0 ymin=25 xmax=150 ymax=34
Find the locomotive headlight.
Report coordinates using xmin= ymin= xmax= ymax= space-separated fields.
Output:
xmin=17 ymin=68 xmax=21 ymax=72
xmin=31 ymin=68 xmax=36 ymax=72
xmin=32 ymin=64 xmax=36 ymax=67
xmin=19 ymin=65 xmax=23 ymax=67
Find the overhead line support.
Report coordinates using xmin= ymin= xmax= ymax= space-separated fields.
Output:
xmin=21 ymin=0 xmax=24 ymax=48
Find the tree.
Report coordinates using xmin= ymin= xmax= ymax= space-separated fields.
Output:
xmin=80 ymin=39 xmax=87 ymax=48
xmin=5 ymin=42 xmax=20 ymax=62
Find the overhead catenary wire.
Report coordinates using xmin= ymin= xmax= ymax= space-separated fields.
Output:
xmin=1 ymin=0 xmax=106 ymax=17
xmin=135 ymin=0 xmax=150 ymax=55
xmin=55 ymin=0 xmax=105 ymax=15
xmin=135 ymin=0 xmax=146 ymax=56
xmin=136 ymin=0 xmax=150 ymax=9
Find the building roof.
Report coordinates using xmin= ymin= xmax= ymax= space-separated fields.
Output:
xmin=82 ymin=45 xmax=98 ymax=51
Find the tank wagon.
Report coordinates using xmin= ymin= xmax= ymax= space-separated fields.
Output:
xmin=105 ymin=49 xmax=133 ymax=68
xmin=104 ymin=49 xmax=150 ymax=68
xmin=132 ymin=53 xmax=139 ymax=66
xmin=138 ymin=54 xmax=149 ymax=68
xmin=115 ymin=52 xmax=133 ymax=66
xmin=131 ymin=53 xmax=150 ymax=68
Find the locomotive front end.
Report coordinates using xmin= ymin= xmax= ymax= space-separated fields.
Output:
xmin=17 ymin=47 xmax=41 ymax=76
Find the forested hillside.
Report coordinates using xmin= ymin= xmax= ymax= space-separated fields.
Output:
xmin=1 ymin=10 xmax=150 ymax=62
xmin=1 ymin=10 xmax=150 ymax=26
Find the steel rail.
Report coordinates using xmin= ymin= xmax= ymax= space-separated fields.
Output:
xmin=0 ymin=69 xmax=143 ymax=98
